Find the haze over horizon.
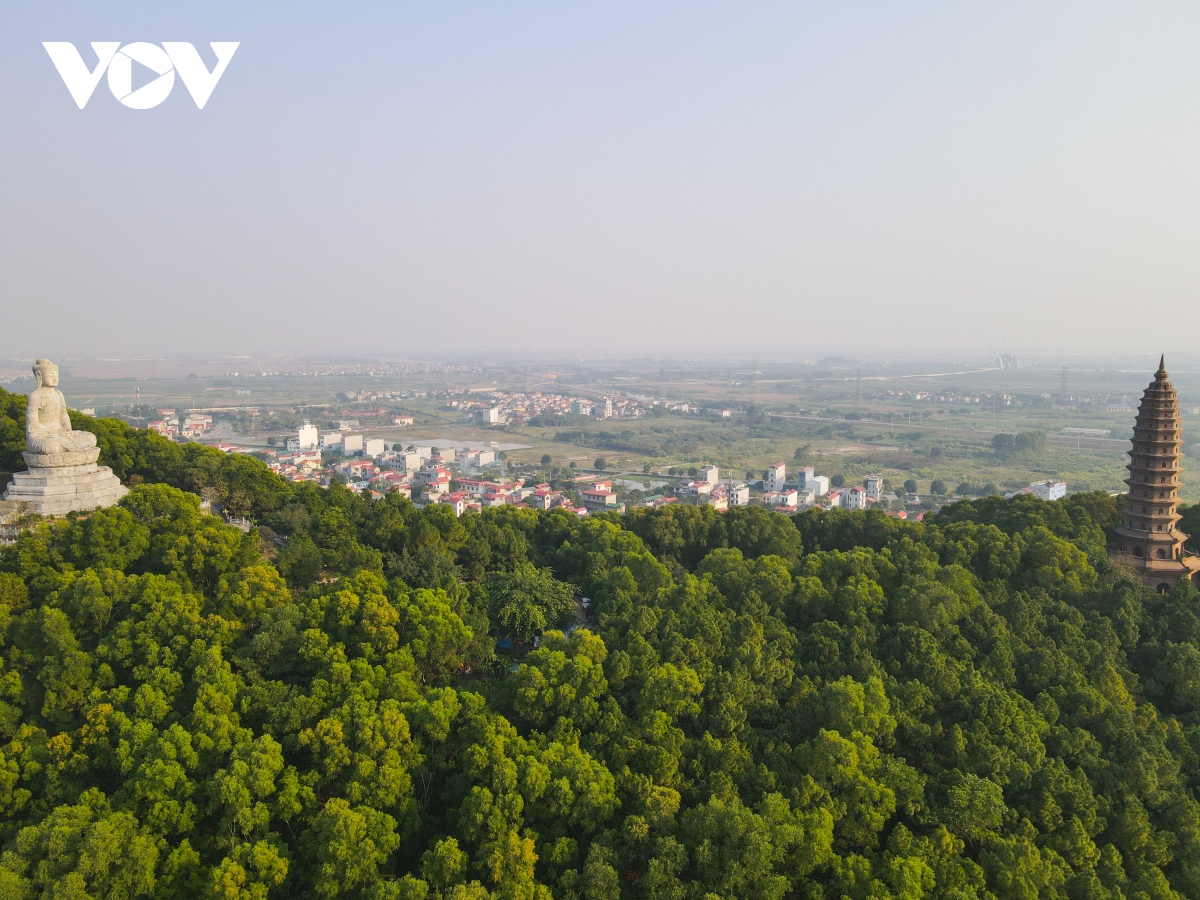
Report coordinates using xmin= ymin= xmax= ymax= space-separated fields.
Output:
xmin=4 ymin=2 xmax=1200 ymax=359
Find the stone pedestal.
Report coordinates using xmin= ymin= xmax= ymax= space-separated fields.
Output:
xmin=2 ymin=447 xmax=127 ymax=515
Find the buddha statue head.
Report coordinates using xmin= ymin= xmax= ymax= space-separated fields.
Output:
xmin=33 ymin=359 xmax=59 ymax=389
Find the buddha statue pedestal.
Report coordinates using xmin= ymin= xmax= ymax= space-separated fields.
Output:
xmin=1 ymin=359 xmax=127 ymax=515
xmin=3 ymin=447 xmax=128 ymax=515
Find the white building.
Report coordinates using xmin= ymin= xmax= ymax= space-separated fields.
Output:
xmin=297 ymin=421 xmax=319 ymax=451
xmin=1030 ymin=480 xmax=1067 ymax=501
xmin=865 ymin=475 xmax=884 ymax=502
xmin=342 ymin=433 xmax=364 ymax=455
xmin=797 ymin=488 xmax=817 ymax=508
xmin=843 ymin=486 xmax=868 ymax=510
xmin=396 ymin=451 xmax=422 ymax=471
xmin=761 ymin=490 xmax=799 ymax=510
xmin=477 ymin=407 xmax=503 ymax=425
xmin=727 ymin=482 xmax=751 ymax=507
xmin=796 ymin=467 xmax=830 ymax=498
xmin=320 ymin=432 xmax=342 ymax=451
xmin=766 ymin=462 xmax=787 ymax=493
xmin=364 ymin=438 xmax=386 ymax=457
xmin=700 ymin=465 xmax=719 ymax=485
xmin=463 ymin=448 xmax=495 ymax=467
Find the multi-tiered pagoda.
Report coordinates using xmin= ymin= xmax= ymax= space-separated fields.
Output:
xmin=1110 ymin=356 xmax=1200 ymax=591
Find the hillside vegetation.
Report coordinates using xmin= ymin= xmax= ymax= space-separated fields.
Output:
xmin=2 ymin=388 xmax=1200 ymax=899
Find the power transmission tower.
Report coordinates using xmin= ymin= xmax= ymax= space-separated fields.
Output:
xmin=1060 ymin=367 xmax=1069 ymax=400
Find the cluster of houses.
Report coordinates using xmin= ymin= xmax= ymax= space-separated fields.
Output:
xmin=448 ymin=391 xmax=650 ymax=426
xmin=256 ymin=421 xmax=613 ymax=517
xmin=189 ymin=416 xmax=1075 ymax=522
xmin=401 ymin=455 xmax=611 ymax=518
xmin=268 ymin=429 xmax=504 ymax=490
xmin=661 ymin=462 xmax=890 ymax=515
xmin=880 ymin=389 xmax=1016 ymax=406
xmin=149 ymin=410 xmax=213 ymax=438
xmin=430 ymin=477 xmax=605 ymax=518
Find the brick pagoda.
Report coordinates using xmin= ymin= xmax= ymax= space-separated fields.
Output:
xmin=1109 ymin=356 xmax=1200 ymax=591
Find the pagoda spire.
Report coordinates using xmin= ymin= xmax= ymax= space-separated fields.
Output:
xmin=1157 ymin=354 xmax=1168 ymax=380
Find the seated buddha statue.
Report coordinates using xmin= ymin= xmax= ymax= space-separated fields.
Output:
xmin=25 ymin=359 xmax=97 ymax=457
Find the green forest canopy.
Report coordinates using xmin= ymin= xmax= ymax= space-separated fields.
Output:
xmin=2 ymin=387 xmax=1200 ymax=899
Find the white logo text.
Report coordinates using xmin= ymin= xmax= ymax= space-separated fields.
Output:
xmin=43 ymin=42 xmax=239 ymax=109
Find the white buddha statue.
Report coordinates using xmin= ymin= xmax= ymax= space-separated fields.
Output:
xmin=25 ymin=359 xmax=97 ymax=458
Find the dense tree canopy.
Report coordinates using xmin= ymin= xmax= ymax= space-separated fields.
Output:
xmin=2 ymin=388 xmax=1200 ymax=899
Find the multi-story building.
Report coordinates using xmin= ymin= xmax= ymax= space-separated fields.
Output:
xmin=700 ymin=465 xmax=719 ymax=485
xmin=675 ymin=480 xmax=714 ymax=504
xmin=476 ymin=407 xmax=503 ymax=425
xmin=761 ymin=490 xmax=798 ymax=510
xmin=581 ymin=489 xmax=619 ymax=511
xmin=765 ymin=462 xmax=787 ymax=493
xmin=865 ymin=475 xmax=884 ymax=502
xmin=796 ymin=466 xmax=830 ymax=497
xmin=527 ymin=483 xmax=564 ymax=510
xmin=462 ymin=448 xmax=495 ymax=467
xmin=297 ymin=421 xmax=319 ymax=451
xmin=727 ymin=481 xmax=751 ymax=507
xmin=416 ymin=462 xmax=452 ymax=496
xmin=395 ymin=451 xmax=422 ymax=471
xmin=843 ymin=486 xmax=868 ymax=509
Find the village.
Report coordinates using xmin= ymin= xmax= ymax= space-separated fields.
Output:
xmin=158 ymin=409 xmax=1066 ymax=520
xmin=139 ymin=382 xmax=1071 ymax=522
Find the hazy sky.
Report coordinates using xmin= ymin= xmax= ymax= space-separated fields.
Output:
xmin=4 ymin=2 xmax=1200 ymax=359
